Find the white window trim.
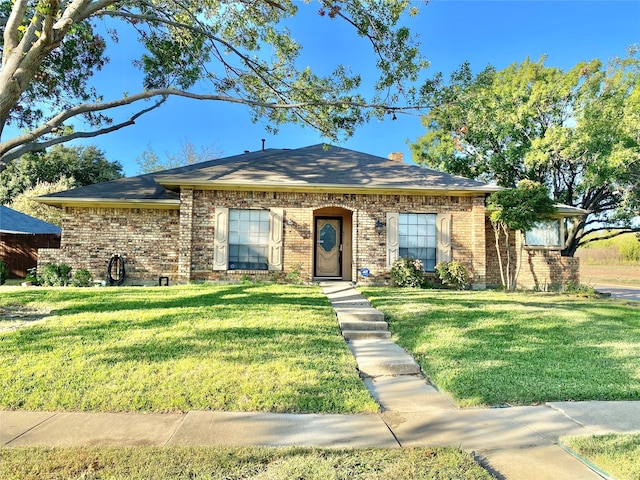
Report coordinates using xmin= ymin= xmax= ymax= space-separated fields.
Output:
xmin=213 ymin=207 xmax=283 ymax=271
xmin=386 ymin=212 xmax=451 ymax=271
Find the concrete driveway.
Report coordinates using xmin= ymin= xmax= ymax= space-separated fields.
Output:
xmin=595 ymin=283 xmax=640 ymax=302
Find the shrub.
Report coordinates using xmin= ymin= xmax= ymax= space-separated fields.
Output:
xmin=435 ymin=261 xmax=470 ymax=290
xmin=391 ymin=257 xmax=428 ymax=288
xmin=71 ymin=268 xmax=93 ymax=287
xmin=0 ymin=260 xmax=8 ymax=285
xmin=40 ymin=263 xmax=72 ymax=286
xmin=25 ymin=267 xmax=39 ymax=285
xmin=285 ymin=263 xmax=304 ymax=285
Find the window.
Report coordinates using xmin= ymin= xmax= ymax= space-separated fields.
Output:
xmin=398 ymin=213 xmax=437 ymax=271
xmin=525 ymin=220 xmax=562 ymax=248
xmin=228 ymin=209 xmax=270 ymax=270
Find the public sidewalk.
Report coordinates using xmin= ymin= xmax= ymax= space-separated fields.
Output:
xmin=2 ymin=282 xmax=639 ymax=480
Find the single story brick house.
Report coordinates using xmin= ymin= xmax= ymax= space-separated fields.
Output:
xmin=0 ymin=205 xmax=61 ymax=278
xmin=36 ymin=144 xmax=580 ymax=288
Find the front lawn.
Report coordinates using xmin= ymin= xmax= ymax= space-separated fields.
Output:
xmin=0 ymin=446 xmax=493 ymax=480
xmin=561 ymin=434 xmax=640 ymax=480
xmin=0 ymin=284 xmax=378 ymax=413
xmin=359 ymin=288 xmax=640 ymax=407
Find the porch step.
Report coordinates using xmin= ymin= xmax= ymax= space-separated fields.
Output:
xmin=339 ymin=320 xmax=389 ymax=331
xmin=342 ymin=330 xmax=392 ymax=341
xmin=335 ymin=308 xmax=385 ymax=323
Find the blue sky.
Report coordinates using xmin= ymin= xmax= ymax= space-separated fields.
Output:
xmin=73 ymin=1 xmax=639 ymax=176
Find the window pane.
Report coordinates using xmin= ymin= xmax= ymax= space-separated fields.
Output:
xmin=399 ymin=213 xmax=437 ymax=272
xmin=228 ymin=209 xmax=270 ymax=270
xmin=525 ymin=220 xmax=562 ymax=247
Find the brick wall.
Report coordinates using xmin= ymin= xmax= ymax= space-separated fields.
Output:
xmin=484 ymin=217 xmax=580 ymax=289
xmin=183 ymin=190 xmax=487 ymax=285
xmin=39 ymin=206 xmax=179 ymax=285
xmin=43 ymin=190 xmax=577 ymax=288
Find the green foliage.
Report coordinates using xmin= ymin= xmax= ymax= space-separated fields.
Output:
xmin=40 ymin=263 xmax=72 ymax=287
xmin=284 ymin=263 xmax=304 ymax=285
xmin=578 ymin=232 xmax=640 ymax=265
xmin=6 ymin=177 xmax=75 ymax=225
xmin=0 ymin=1 xmax=430 ymax=168
xmin=620 ymin=237 xmax=640 ymax=263
xmin=24 ymin=267 xmax=39 ymax=285
xmin=487 ymin=180 xmax=557 ymax=232
xmin=435 ymin=261 xmax=470 ymax=290
xmin=412 ymin=50 xmax=640 ymax=255
xmin=0 ymin=145 xmax=122 ymax=204
xmin=487 ymin=180 xmax=557 ymax=290
xmin=71 ymin=268 xmax=93 ymax=288
xmin=391 ymin=257 xmax=429 ymax=288
xmin=0 ymin=260 xmax=8 ymax=285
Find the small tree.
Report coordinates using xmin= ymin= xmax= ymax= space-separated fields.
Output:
xmin=6 ymin=177 xmax=75 ymax=226
xmin=487 ymin=180 xmax=557 ymax=290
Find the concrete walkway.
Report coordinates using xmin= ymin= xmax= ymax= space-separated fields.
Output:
xmin=2 ymin=282 xmax=639 ymax=480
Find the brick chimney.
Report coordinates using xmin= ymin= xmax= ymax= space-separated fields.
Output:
xmin=387 ymin=152 xmax=404 ymax=162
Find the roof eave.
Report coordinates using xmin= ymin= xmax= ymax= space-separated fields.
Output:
xmin=156 ymin=180 xmax=501 ymax=196
xmin=34 ymin=197 xmax=181 ymax=209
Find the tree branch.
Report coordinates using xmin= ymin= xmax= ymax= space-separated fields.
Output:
xmin=0 ymin=97 xmax=167 ymax=165
xmin=578 ymin=227 xmax=640 ymax=247
xmin=0 ymin=87 xmax=421 ymax=167
xmin=3 ymin=0 xmax=28 ymax=63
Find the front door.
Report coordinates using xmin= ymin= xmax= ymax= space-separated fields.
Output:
xmin=315 ymin=217 xmax=342 ymax=278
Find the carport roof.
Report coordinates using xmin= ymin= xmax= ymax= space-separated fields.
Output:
xmin=0 ymin=205 xmax=61 ymax=235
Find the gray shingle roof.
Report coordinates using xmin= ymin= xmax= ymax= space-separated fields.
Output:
xmin=37 ymin=144 xmax=499 ymax=206
xmin=0 ymin=205 xmax=61 ymax=234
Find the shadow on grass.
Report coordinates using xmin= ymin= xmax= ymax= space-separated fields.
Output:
xmin=94 ymin=326 xmax=344 ymax=365
xmin=361 ymin=288 xmax=640 ymax=406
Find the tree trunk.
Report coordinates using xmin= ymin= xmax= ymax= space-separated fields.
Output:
xmin=492 ymin=221 xmax=506 ymax=289
xmin=513 ymin=230 xmax=525 ymax=289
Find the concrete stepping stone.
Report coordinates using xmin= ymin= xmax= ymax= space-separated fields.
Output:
xmin=347 ymin=339 xmax=421 ymax=376
xmin=364 ymin=375 xmax=456 ymax=412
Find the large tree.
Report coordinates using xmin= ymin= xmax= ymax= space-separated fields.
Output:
xmin=0 ymin=144 xmax=123 ymax=204
xmin=0 ymin=0 xmax=428 ymax=171
xmin=411 ymin=50 xmax=640 ymax=256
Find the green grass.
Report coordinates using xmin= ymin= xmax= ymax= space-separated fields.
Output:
xmin=359 ymin=288 xmax=640 ymax=407
xmin=0 ymin=284 xmax=378 ymax=413
xmin=561 ymin=434 xmax=640 ymax=480
xmin=0 ymin=446 xmax=493 ymax=480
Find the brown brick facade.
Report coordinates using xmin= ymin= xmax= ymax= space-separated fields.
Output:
xmin=39 ymin=206 xmax=179 ymax=284
xmin=484 ymin=219 xmax=580 ymax=289
xmin=39 ymin=189 xmax=577 ymax=289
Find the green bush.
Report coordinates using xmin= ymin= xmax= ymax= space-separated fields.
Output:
xmin=40 ymin=263 xmax=72 ymax=286
xmin=620 ymin=235 xmax=640 ymax=262
xmin=390 ymin=257 xmax=428 ymax=288
xmin=285 ymin=263 xmax=304 ymax=285
xmin=24 ymin=267 xmax=39 ymax=285
xmin=71 ymin=268 xmax=93 ymax=287
xmin=435 ymin=261 xmax=470 ymax=290
xmin=0 ymin=260 xmax=8 ymax=285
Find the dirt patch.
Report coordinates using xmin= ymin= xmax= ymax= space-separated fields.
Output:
xmin=0 ymin=304 xmax=52 ymax=332
xmin=580 ymin=264 xmax=640 ymax=286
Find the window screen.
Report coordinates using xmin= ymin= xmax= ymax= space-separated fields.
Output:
xmin=525 ymin=220 xmax=562 ymax=248
xmin=228 ymin=209 xmax=269 ymax=270
xmin=399 ymin=213 xmax=437 ymax=271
